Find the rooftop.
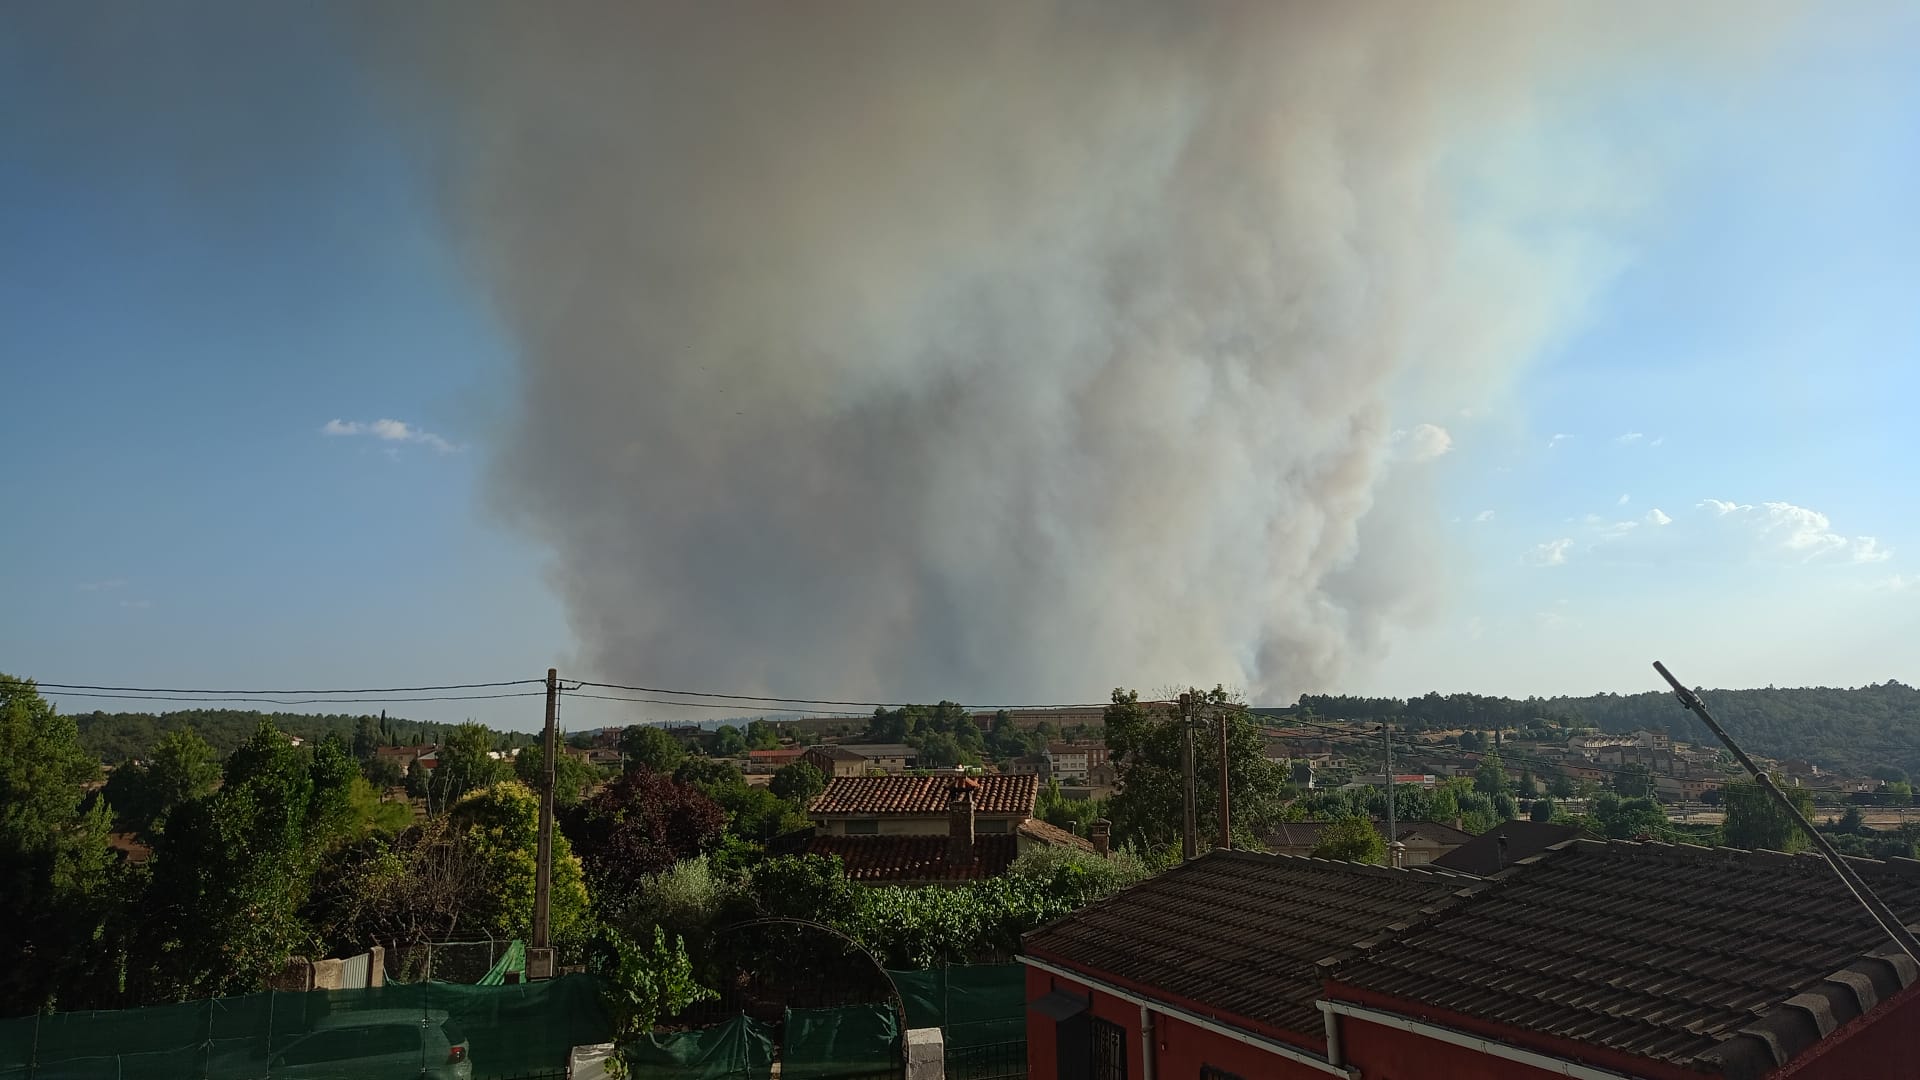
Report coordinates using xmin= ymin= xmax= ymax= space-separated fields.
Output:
xmin=1022 ymin=850 xmax=1473 ymax=1040
xmin=810 ymin=774 xmax=1039 ymax=817
xmin=807 ymin=834 xmax=1018 ymax=883
xmin=1428 ymin=819 xmax=1588 ymax=876
xmin=1016 ymin=818 xmax=1093 ymax=852
xmin=1330 ymin=839 xmax=1920 ymax=1077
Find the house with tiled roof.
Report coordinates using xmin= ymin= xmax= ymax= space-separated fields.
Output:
xmin=1022 ymin=850 xmax=1473 ymax=1079
xmin=1020 ymin=839 xmax=1920 ymax=1080
xmin=805 ymin=772 xmax=1089 ymax=884
xmin=1427 ymin=818 xmax=1587 ymax=876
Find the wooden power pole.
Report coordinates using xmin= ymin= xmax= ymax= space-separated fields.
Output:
xmin=1180 ymin=691 xmax=1199 ymax=861
xmin=531 ymin=668 xmax=558 ymax=975
xmin=1214 ymin=701 xmax=1231 ymax=850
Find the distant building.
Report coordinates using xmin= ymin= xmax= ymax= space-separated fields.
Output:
xmin=1000 ymin=754 xmax=1051 ymax=776
xmin=804 ymin=773 xmax=1088 ymax=884
xmin=802 ymin=742 xmax=918 ymax=775
xmin=745 ymin=747 xmax=807 ymax=773
xmin=803 ymin=745 xmax=872 ymax=778
xmin=1044 ymin=742 xmax=1110 ymax=783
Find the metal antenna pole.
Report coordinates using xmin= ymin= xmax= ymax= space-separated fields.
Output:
xmin=1383 ymin=723 xmax=1397 ymax=845
xmin=533 ymin=668 xmax=557 ymax=956
xmin=1180 ymin=692 xmax=1198 ymax=862
xmin=1216 ymin=702 xmax=1231 ymax=851
xmin=1653 ymin=660 xmax=1920 ymax=962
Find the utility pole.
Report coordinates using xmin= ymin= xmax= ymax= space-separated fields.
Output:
xmin=1215 ymin=701 xmax=1232 ymax=851
xmin=1654 ymin=660 xmax=1920 ymax=963
xmin=1180 ymin=691 xmax=1198 ymax=862
xmin=1382 ymin=723 xmax=1397 ymax=845
xmin=532 ymin=668 xmax=558 ymax=973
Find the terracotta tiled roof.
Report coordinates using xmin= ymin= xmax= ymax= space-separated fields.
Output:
xmin=1329 ymin=840 xmax=1920 ymax=1076
xmin=1428 ymin=819 xmax=1587 ymax=876
xmin=1017 ymin=818 xmax=1093 ymax=851
xmin=810 ymin=774 xmax=1039 ymax=816
xmin=807 ymin=834 xmax=1018 ymax=882
xmin=747 ymin=748 xmax=805 ymax=761
xmin=1022 ymin=850 xmax=1473 ymax=1039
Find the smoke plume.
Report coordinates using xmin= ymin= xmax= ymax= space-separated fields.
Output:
xmin=371 ymin=3 xmax=1795 ymax=703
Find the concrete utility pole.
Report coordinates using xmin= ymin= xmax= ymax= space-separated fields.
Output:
xmin=532 ymin=668 xmax=557 ymax=963
xmin=1382 ymin=723 xmax=1397 ymax=845
xmin=1215 ymin=702 xmax=1231 ymax=851
xmin=1180 ymin=691 xmax=1198 ymax=862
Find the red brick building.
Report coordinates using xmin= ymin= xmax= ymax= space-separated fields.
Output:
xmin=1022 ymin=841 xmax=1920 ymax=1079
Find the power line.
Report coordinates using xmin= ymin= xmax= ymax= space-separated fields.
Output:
xmin=562 ymin=691 xmax=869 ymax=718
xmin=571 ymin=678 xmax=1115 ymax=713
xmin=34 ymin=679 xmax=545 ymax=695
xmin=39 ymin=689 xmax=548 ymax=707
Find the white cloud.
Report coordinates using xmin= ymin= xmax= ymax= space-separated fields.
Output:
xmin=1876 ymin=574 xmax=1918 ymax=593
xmin=1526 ymin=538 xmax=1574 ymax=567
xmin=1851 ymin=537 xmax=1892 ymax=564
xmin=77 ymin=579 xmax=127 ymax=592
xmin=1696 ymin=499 xmax=1891 ymax=563
xmin=119 ymin=599 xmax=151 ymax=609
xmin=1646 ymin=508 xmax=1672 ymax=526
xmin=1616 ymin=493 xmax=1630 ymax=506
xmin=1473 ymin=509 xmax=1495 ymax=523
xmin=1547 ymin=433 xmax=1572 ymax=449
xmin=322 ymin=418 xmax=459 ymax=454
xmin=1597 ymin=519 xmax=1639 ymax=540
xmin=1392 ymin=423 xmax=1453 ymax=462
xmin=1613 ymin=431 xmax=1643 ymax=445
xmin=1649 ymin=436 xmax=1665 ymax=448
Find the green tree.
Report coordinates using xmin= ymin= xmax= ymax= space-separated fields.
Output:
xmin=1530 ymin=797 xmax=1555 ymax=823
xmin=712 ymin=725 xmax=747 ymax=756
xmin=362 ymin=754 xmax=405 ymax=789
xmin=1612 ymin=763 xmax=1654 ymax=799
xmin=1474 ymin=751 xmax=1509 ymax=798
xmin=1585 ymin=792 xmax=1672 ymax=841
xmin=514 ymin=742 xmax=599 ymax=808
xmin=915 ymin=731 xmax=965 ymax=768
xmin=0 ymin=676 xmax=118 ymax=1013
xmin=769 ymin=761 xmax=825 ymax=806
xmin=351 ymin=715 xmax=380 ymax=762
xmin=1310 ymin=817 xmax=1388 ymax=864
xmin=136 ymin=722 xmax=356 ymax=998
xmin=1722 ymin=776 xmax=1812 ymax=853
xmin=101 ymin=725 xmax=221 ymax=842
xmin=449 ymin=781 xmax=591 ymax=942
xmin=430 ymin=722 xmax=509 ymax=809
xmin=620 ymin=725 xmax=687 ymax=774
xmin=1106 ymin=688 xmax=1286 ymax=851
xmin=1545 ymin=769 xmax=1577 ymax=799
xmin=589 ymin=926 xmax=716 ymax=1041
xmin=744 ymin=720 xmax=782 ymax=751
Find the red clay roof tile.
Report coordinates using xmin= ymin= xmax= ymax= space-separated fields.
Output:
xmin=810 ymin=774 xmax=1038 ymax=816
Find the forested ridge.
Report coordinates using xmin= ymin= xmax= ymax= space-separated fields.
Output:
xmin=72 ymin=709 xmax=519 ymax=763
xmin=1292 ymin=682 xmax=1920 ymax=777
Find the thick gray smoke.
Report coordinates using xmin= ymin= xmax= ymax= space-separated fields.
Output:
xmin=373 ymin=3 xmax=1793 ymax=703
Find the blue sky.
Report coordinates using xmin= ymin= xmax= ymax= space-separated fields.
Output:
xmin=2 ymin=8 xmax=1916 ymax=731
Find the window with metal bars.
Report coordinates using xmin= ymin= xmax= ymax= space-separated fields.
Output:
xmin=1090 ymin=1016 xmax=1127 ymax=1080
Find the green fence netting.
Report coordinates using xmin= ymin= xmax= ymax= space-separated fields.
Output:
xmin=476 ymin=940 xmax=527 ymax=986
xmin=780 ymin=1004 xmax=899 ymax=1080
xmin=885 ymin=965 xmax=1024 ymax=1050
xmin=622 ymin=1014 xmax=775 ymax=1080
xmin=0 ymin=974 xmax=611 ymax=1079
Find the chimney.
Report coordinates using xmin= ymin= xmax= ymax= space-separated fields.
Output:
xmin=1089 ymin=818 xmax=1111 ymax=857
xmin=948 ymin=773 xmax=977 ymax=867
xmin=1389 ymin=840 xmax=1407 ymax=869
xmin=1496 ymin=833 xmax=1510 ymax=871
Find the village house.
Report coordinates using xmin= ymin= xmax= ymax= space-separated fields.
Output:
xmin=804 ymin=773 xmax=1092 ymax=884
xmin=744 ymin=746 xmax=807 ymax=773
xmin=803 ymin=742 xmax=917 ymax=777
xmin=1022 ymin=839 xmax=1920 ymax=1079
xmin=1044 ymin=742 xmax=1110 ymax=784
